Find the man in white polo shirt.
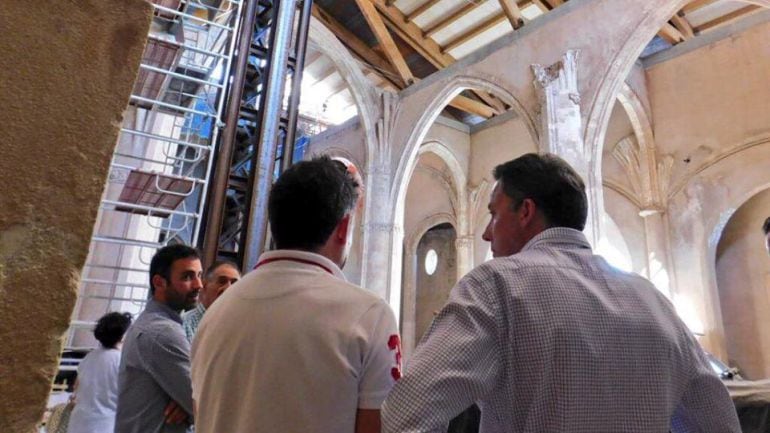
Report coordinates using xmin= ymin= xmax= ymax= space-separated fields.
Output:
xmin=191 ymin=156 xmax=401 ymax=433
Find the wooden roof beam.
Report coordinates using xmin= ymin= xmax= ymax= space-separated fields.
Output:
xmin=425 ymin=1 xmax=484 ymax=38
xmin=353 ymin=0 xmax=415 ymax=84
xmin=406 ymin=0 xmax=445 ymax=22
xmin=499 ymin=0 xmax=525 ymax=30
xmin=657 ymin=22 xmax=685 ymax=45
xmin=370 ymin=0 xmax=505 ymax=114
xmin=443 ymin=13 xmax=507 ymax=53
xmin=670 ymin=11 xmax=695 ymax=39
xmin=693 ymin=4 xmax=761 ymax=33
xmin=311 ymin=4 xmax=405 ymax=87
xmin=449 ymin=95 xmax=495 ymax=119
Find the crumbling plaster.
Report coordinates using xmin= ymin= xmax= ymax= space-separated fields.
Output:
xmin=0 ymin=1 xmax=151 ymax=431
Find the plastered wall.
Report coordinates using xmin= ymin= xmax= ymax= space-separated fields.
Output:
xmin=0 ymin=2 xmax=151 ymax=431
xmin=648 ymin=21 xmax=770 ymax=359
xmin=716 ymin=189 xmax=770 ymax=379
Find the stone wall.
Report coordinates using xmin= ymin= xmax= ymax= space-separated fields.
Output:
xmin=0 ymin=2 xmax=151 ymax=431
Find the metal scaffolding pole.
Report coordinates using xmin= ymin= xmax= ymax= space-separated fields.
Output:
xmin=243 ymin=0 xmax=298 ymax=269
xmin=201 ymin=0 xmax=260 ymax=267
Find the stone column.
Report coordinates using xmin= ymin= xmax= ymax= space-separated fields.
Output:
xmin=455 ymin=235 xmax=474 ymax=281
xmin=640 ymin=209 xmax=675 ymax=297
xmin=612 ymin=136 xmax=675 ymax=297
xmin=400 ymin=249 xmax=418 ymax=359
xmin=532 ymin=50 xmax=602 ymax=244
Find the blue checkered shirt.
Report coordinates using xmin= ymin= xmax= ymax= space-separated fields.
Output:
xmin=382 ymin=228 xmax=740 ymax=433
xmin=182 ymin=303 xmax=206 ymax=343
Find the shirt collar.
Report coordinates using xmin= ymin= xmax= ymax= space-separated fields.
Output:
xmin=520 ymin=227 xmax=592 ymax=252
xmin=145 ymin=298 xmax=183 ymax=324
xmin=257 ymin=249 xmax=347 ymax=281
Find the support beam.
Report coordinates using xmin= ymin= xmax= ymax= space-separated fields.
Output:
xmin=353 ymin=0 xmax=415 ymax=84
xmin=670 ymin=12 xmax=695 ymax=39
xmin=658 ymin=22 xmax=685 ymax=44
xmin=406 ymin=0 xmax=444 ymax=22
xmin=425 ymin=1 xmax=483 ymax=37
xmin=370 ymin=0 xmax=505 ymax=114
xmin=449 ymin=95 xmax=495 ymax=118
xmin=499 ymin=0 xmax=525 ymax=30
xmin=694 ymin=4 xmax=761 ymax=33
xmin=443 ymin=13 xmax=507 ymax=53
xmin=311 ymin=4 xmax=404 ymax=87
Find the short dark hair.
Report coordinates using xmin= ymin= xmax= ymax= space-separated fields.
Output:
xmin=268 ymin=156 xmax=360 ymax=251
xmin=493 ymin=153 xmax=587 ymax=231
xmin=93 ymin=312 xmax=132 ymax=349
xmin=205 ymin=260 xmax=240 ymax=280
xmin=149 ymin=244 xmax=200 ymax=294
xmin=763 ymin=217 xmax=770 ymax=235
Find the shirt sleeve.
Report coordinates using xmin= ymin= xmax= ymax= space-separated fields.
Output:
xmin=138 ymin=324 xmax=195 ymax=416
xmin=382 ymin=269 xmax=502 ymax=433
xmin=670 ymin=338 xmax=741 ymax=432
xmin=356 ymin=300 xmax=401 ymax=409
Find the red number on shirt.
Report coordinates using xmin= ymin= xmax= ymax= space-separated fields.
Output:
xmin=388 ymin=334 xmax=402 ymax=380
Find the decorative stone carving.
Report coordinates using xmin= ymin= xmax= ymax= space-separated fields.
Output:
xmin=612 ymin=135 xmax=673 ymax=215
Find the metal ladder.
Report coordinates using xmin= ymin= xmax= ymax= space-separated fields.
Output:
xmin=66 ymin=0 xmax=245 ymax=348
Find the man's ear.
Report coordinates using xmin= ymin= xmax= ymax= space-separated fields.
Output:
xmin=335 ymin=214 xmax=352 ymax=244
xmin=519 ymin=198 xmax=538 ymax=226
xmin=151 ymin=274 xmax=166 ymax=297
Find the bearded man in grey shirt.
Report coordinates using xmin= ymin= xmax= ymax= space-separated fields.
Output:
xmin=115 ymin=244 xmax=203 ymax=433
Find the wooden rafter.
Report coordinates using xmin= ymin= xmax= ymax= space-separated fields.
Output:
xmin=371 ymin=0 xmax=505 ymax=114
xmin=353 ymin=0 xmax=415 ymax=84
xmin=499 ymin=0 xmax=525 ymax=30
xmin=452 ymin=94 xmax=495 ymax=118
xmin=406 ymin=0 xmax=444 ymax=22
xmin=658 ymin=22 xmax=685 ymax=45
xmin=311 ymin=4 xmax=404 ymax=87
xmin=693 ymin=4 xmax=761 ymax=33
xmin=312 ymin=4 xmax=494 ymax=118
xmin=425 ymin=1 xmax=484 ymax=38
xmin=443 ymin=13 xmax=507 ymax=53
xmin=670 ymin=12 xmax=695 ymax=39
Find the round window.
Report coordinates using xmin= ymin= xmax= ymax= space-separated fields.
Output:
xmin=424 ymin=249 xmax=438 ymax=275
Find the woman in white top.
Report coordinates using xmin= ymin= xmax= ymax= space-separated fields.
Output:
xmin=67 ymin=311 xmax=132 ymax=433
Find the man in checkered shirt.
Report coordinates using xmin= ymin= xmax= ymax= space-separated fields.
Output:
xmin=382 ymin=153 xmax=740 ymax=433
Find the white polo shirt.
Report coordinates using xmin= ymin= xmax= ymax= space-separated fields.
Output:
xmin=191 ymin=250 xmax=401 ymax=433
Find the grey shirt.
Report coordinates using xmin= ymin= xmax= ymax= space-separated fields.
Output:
xmin=115 ymin=299 xmax=193 ymax=433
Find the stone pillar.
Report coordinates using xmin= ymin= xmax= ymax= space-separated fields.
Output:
xmin=612 ymin=135 xmax=676 ymax=297
xmin=400 ymin=249 xmax=418 ymax=360
xmin=0 ymin=2 xmax=151 ymax=431
xmin=455 ymin=235 xmax=474 ymax=281
xmin=532 ymin=50 xmax=602 ymax=244
xmin=640 ymin=210 xmax=675 ymax=297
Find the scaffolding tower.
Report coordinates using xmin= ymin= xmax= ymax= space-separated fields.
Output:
xmin=200 ymin=0 xmax=312 ymax=270
xmin=67 ymin=0 xmax=244 ymax=348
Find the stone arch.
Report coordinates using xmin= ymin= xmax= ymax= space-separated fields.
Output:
xmin=307 ymin=18 xmax=379 ymax=166
xmin=392 ymin=75 xmax=536 ymax=209
xmin=402 ymin=212 xmax=456 ymax=358
xmin=417 ymin=140 xmax=469 ymax=234
xmin=584 ymin=1 xmax=688 ymax=169
xmin=387 ymin=76 xmax=536 ymax=309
